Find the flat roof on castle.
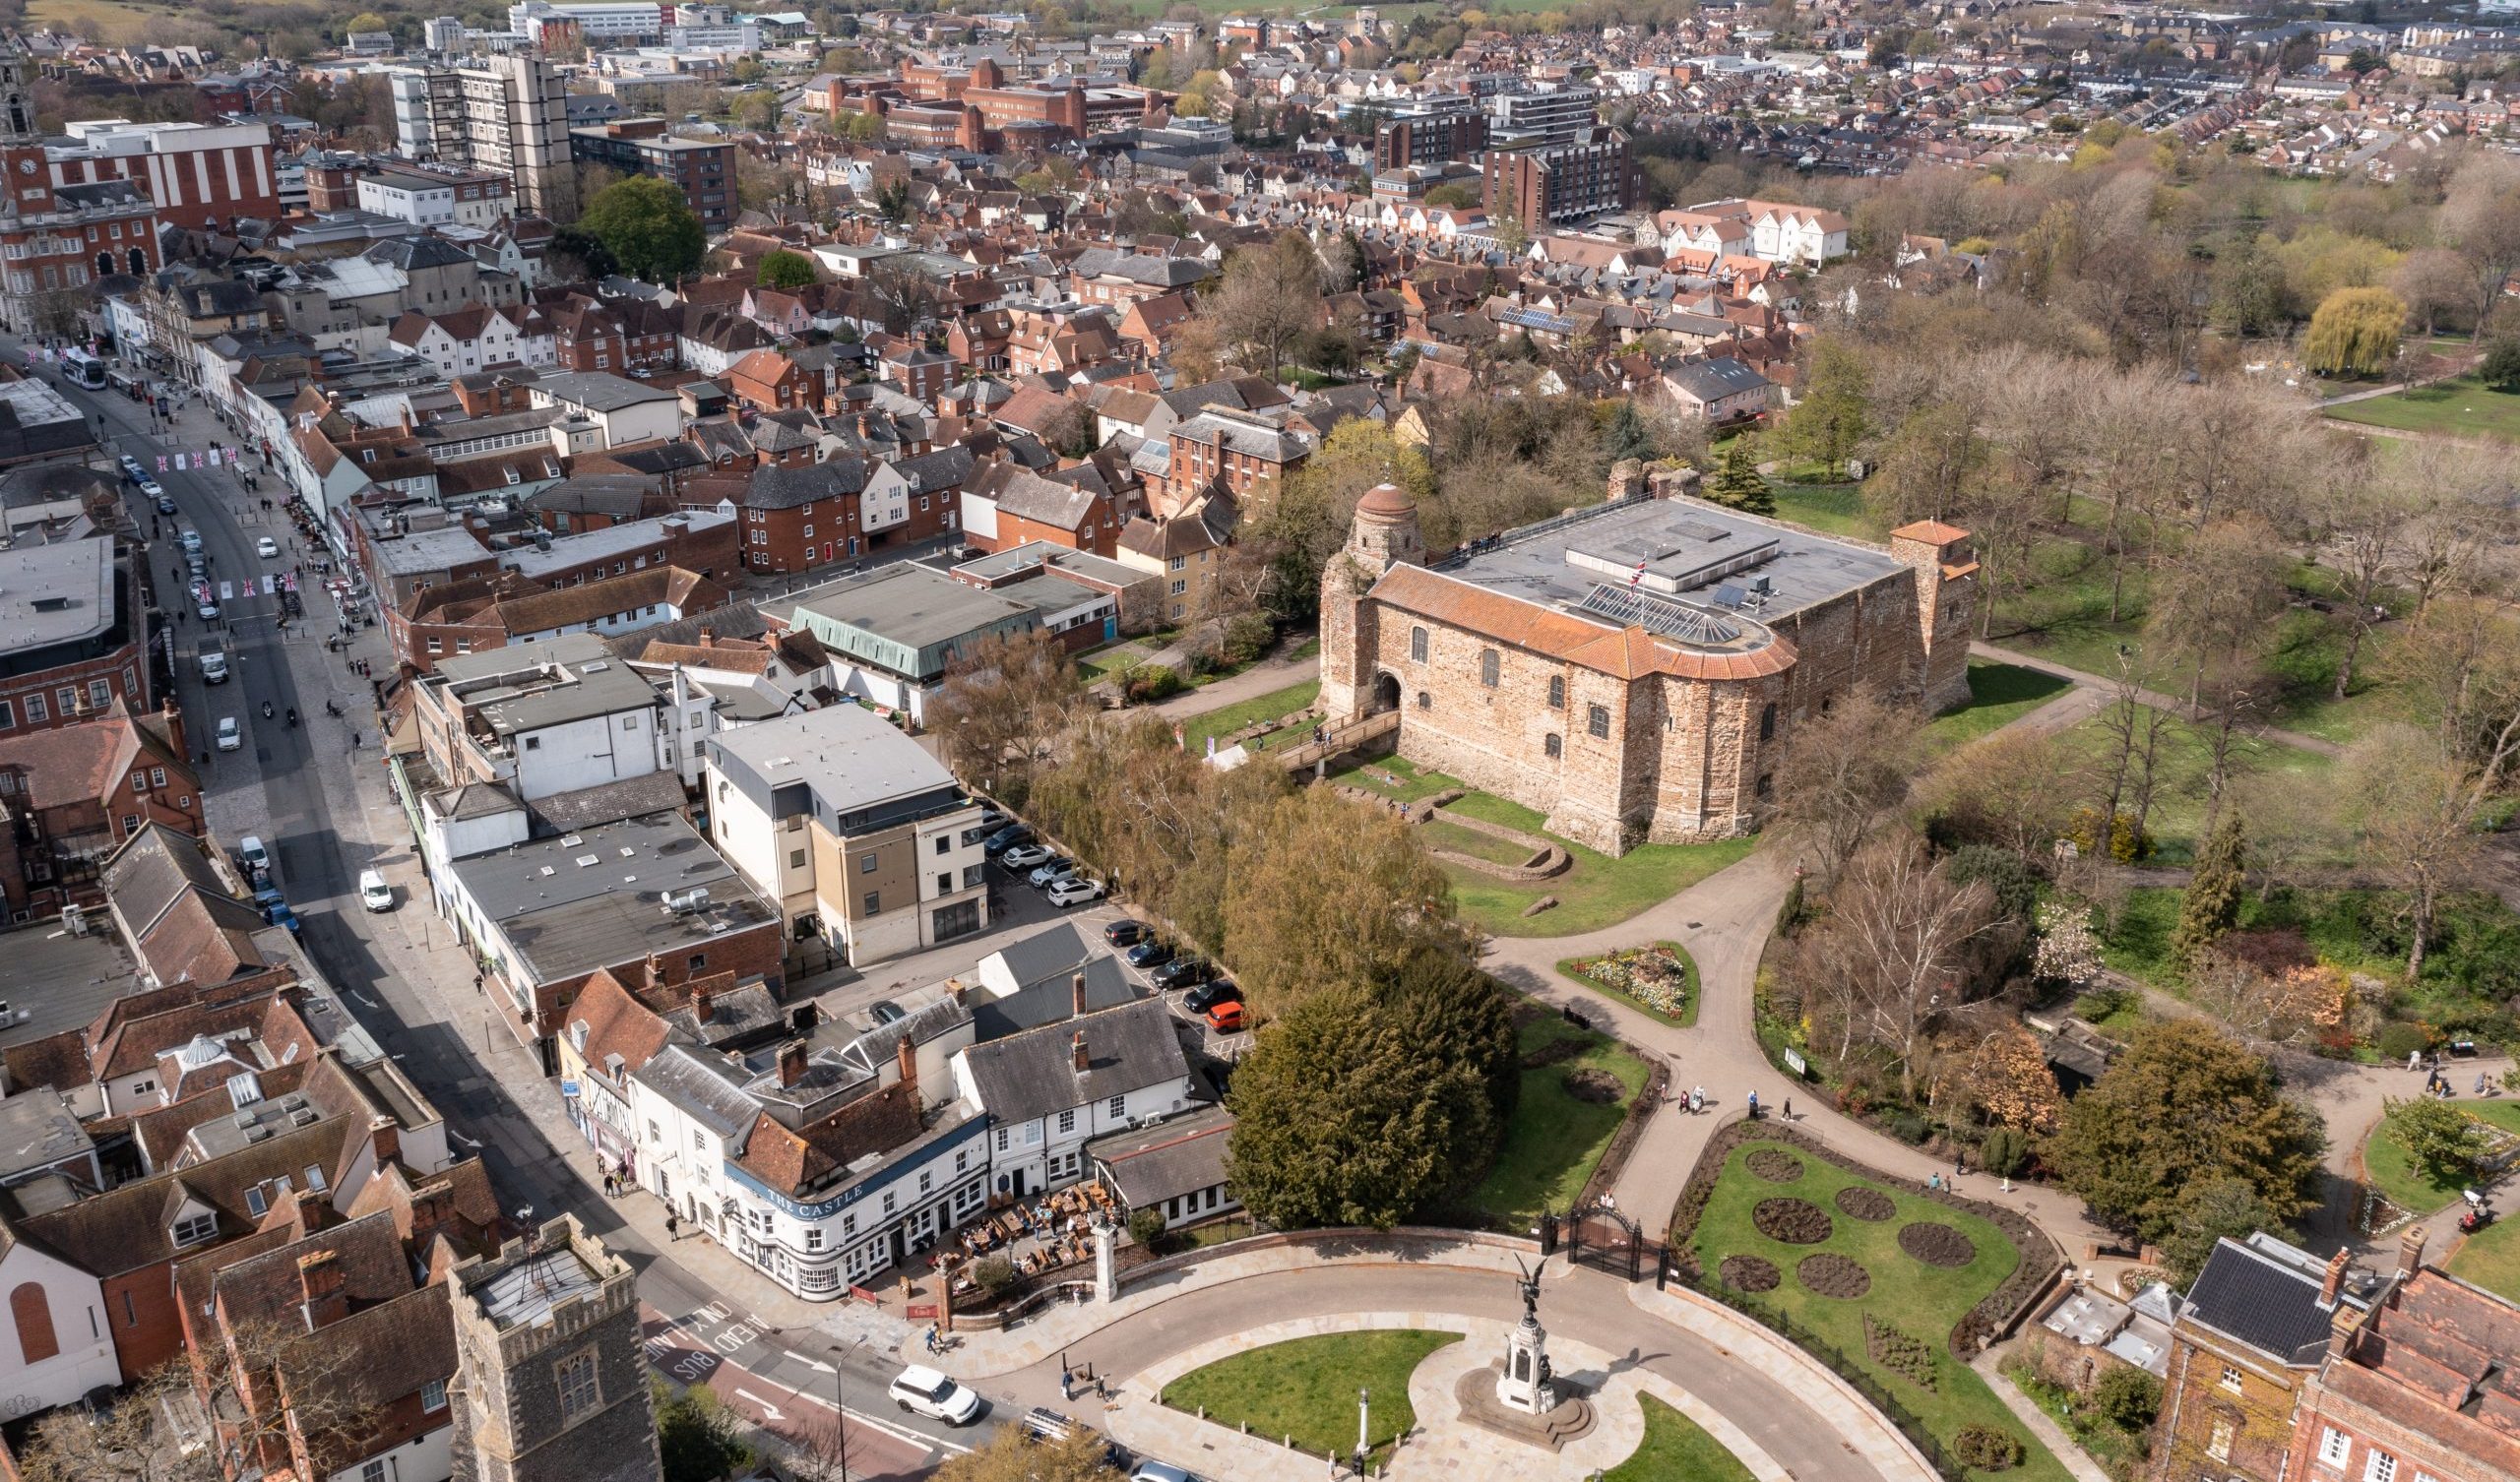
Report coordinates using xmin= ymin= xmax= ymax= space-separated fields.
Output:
xmin=1435 ymin=495 xmax=1907 ymax=642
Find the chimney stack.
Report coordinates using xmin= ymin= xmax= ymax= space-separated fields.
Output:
xmin=367 ymin=1115 xmax=401 ymax=1171
xmin=2397 ymin=1227 xmax=2428 ymax=1283
xmin=291 ymin=1186 xmax=332 ymax=1236
xmin=1071 ymin=1029 xmax=1088 ymax=1073
xmin=2318 ymin=1247 xmax=2352 ymax=1310
xmin=692 ymin=982 xmax=715 ymax=1023
xmin=410 ymin=1185 xmax=454 ymax=1244
xmin=896 ymin=1031 xmax=918 ymax=1096
xmin=778 ymin=1039 xmax=807 ymax=1087
xmin=297 ymin=1250 xmax=348 ymax=1330
xmin=1071 ymin=970 xmax=1088 ymax=1019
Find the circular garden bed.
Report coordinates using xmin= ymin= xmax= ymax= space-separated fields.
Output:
xmin=1898 ymin=1221 xmax=1977 ymax=1268
xmin=1562 ymin=1067 xmax=1625 ymax=1104
xmin=1796 ymin=1253 xmax=1872 ymax=1299
xmin=1834 ymin=1186 xmax=1895 ymax=1221
xmin=1746 ymin=1147 xmax=1805 ymax=1184
xmin=1719 ymin=1254 xmax=1780 ymax=1293
xmin=1751 ymin=1197 xmax=1833 ymax=1245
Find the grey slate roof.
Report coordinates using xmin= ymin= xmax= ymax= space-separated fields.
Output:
xmin=2183 ymin=1235 xmax=2363 ymax=1365
xmin=1070 ymin=247 xmax=1211 ymax=288
xmin=960 ymin=995 xmax=1187 ymax=1122
xmin=747 ymin=458 xmax=873 ymax=510
xmin=630 ymin=1042 xmax=760 ymax=1141
xmin=1662 ymin=355 xmax=1771 ymax=401
xmin=1087 ymin=1103 xmax=1232 ymax=1208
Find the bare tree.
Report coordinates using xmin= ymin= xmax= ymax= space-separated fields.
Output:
xmin=1767 ymin=688 xmax=1918 ymax=886
xmin=2147 ymin=515 xmax=2289 ymax=711
xmin=2435 ymin=151 xmax=2520 ymax=330
xmin=1204 ymin=231 xmax=1323 ymax=377
xmin=2344 ymin=724 xmax=2488 ymax=981
xmin=2228 ymin=770 xmax=2337 ymax=901
xmin=925 ymin=629 xmax=1099 ymax=804
xmin=2309 ymin=469 xmax=2416 ymax=700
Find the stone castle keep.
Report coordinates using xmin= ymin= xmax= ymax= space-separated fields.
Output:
xmin=1318 ymin=480 xmax=1976 ymax=856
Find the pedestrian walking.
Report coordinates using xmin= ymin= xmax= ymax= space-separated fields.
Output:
xmin=602 ymin=1172 xmax=618 ymax=1199
xmin=1746 ymin=1089 xmax=1759 ymax=1120
xmin=1927 ymin=1172 xmax=1943 ymax=1192
xmin=664 ymin=1212 xmax=680 ymax=1241
xmin=1782 ymin=1096 xmax=1792 ymax=1122
xmin=1059 ymin=1369 xmax=1073 ymax=1402
xmin=350 ymin=732 xmax=360 ymax=750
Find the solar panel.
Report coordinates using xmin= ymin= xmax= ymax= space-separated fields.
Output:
xmin=1713 ymin=584 xmax=1746 ymax=609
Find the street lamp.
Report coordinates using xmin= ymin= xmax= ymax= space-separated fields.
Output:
xmin=827 ymin=1338 xmax=864 ymax=1482
xmin=1355 ymin=1387 xmax=1369 ymax=1476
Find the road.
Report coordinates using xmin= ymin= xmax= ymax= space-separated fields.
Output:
xmin=15 ymin=348 xmax=980 ymax=1478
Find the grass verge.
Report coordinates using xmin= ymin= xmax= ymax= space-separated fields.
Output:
xmin=2361 ymin=1099 xmax=2520 ymax=1217
xmin=1921 ymin=661 xmax=2076 ymax=754
xmin=1177 ymin=679 xmax=1321 ymax=758
xmin=1472 ymin=1016 xmax=1650 ymax=1228
xmin=2323 ymin=375 xmax=2520 ymax=444
xmin=1605 ymin=1396 xmax=1759 ymax=1482
xmin=1442 ymin=790 xmax=1757 ymax=937
xmin=1163 ymin=1329 xmax=1460 ymax=1465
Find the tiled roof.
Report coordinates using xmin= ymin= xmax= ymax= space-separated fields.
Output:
xmin=732 ymin=1080 xmax=924 ymax=1200
xmin=1367 ymin=564 xmax=1796 ymax=681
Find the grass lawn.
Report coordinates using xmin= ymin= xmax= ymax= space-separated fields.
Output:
xmin=1472 ymin=1016 xmax=1650 ymax=1228
xmin=1921 ymin=662 xmax=2076 ymax=754
xmin=1177 ymin=679 xmax=1321 ymax=758
xmin=1442 ymin=789 xmax=1758 ymax=937
xmin=1325 ymin=754 xmax=1462 ymax=804
xmin=2447 ymin=1204 xmax=2520 ymax=1303
xmin=1690 ymin=1140 xmax=2062 ymax=1482
xmin=2324 ymin=376 xmax=2520 ymax=444
xmin=2361 ymin=1100 xmax=2520 ymax=1216
xmin=2048 ymin=705 xmax=2334 ymax=865
xmin=1604 ymin=1396 xmax=1758 ymax=1482
xmin=2102 ymin=886 xmax=2520 ymax=1025
xmin=1770 ymin=481 xmax=1886 ymax=541
xmin=1559 ymin=941 xmax=1701 ymax=1027
xmin=1164 ymin=1329 xmax=1460 ymax=1465
xmin=1423 ymin=817 xmax=1544 ymax=869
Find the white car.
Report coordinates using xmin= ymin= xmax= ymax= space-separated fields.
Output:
xmin=1047 ymin=877 xmax=1105 ymax=908
xmin=888 ymin=1366 xmax=982 ymax=1426
xmin=358 ymin=870 xmax=394 ymax=912
xmin=138 ymin=477 xmax=162 ymax=499
xmin=197 ymin=599 xmax=220 ymax=621
xmin=256 ymin=536 xmax=280 ymax=559
xmin=216 ymin=716 xmax=242 ymax=752
xmin=1000 ymin=843 xmax=1053 ymax=870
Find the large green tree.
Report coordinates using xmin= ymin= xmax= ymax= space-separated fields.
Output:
xmin=2158 ymin=1176 xmax=2284 ymax=1286
xmin=579 ymin=175 xmax=706 ymax=284
xmin=1225 ymin=971 xmax=1512 ymax=1229
xmin=2043 ymin=1019 xmax=2326 ymax=1243
xmin=2300 ymin=285 xmax=2407 ymax=377
xmin=2169 ymin=812 xmax=2245 ymax=968
xmin=1775 ymin=338 xmax=1869 ymax=470
xmin=2385 ymin=1095 xmax=2487 ymax=1187
xmin=1220 ymin=785 xmax=1467 ymax=1019
xmin=1701 ymin=439 xmax=1774 ymax=515
xmin=755 ymin=249 xmax=818 ymax=290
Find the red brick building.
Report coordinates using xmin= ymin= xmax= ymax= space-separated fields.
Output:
xmin=2285 ymin=1243 xmax=2520 ymax=1482
xmin=0 ymin=538 xmax=152 ymax=739
xmin=0 ymin=701 xmax=201 ymax=916
xmin=682 ymin=459 xmax=875 ymax=576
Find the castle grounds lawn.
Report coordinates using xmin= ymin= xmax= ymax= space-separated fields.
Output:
xmin=1163 ymin=1329 xmax=1460 ymax=1465
xmin=1604 ymin=1396 xmax=1759 ymax=1482
xmin=1423 ymin=817 xmax=1544 ymax=869
xmin=2324 ymin=376 xmax=2520 ymax=444
xmin=1472 ymin=1016 xmax=1650 ymax=1228
xmin=2049 ymin=705 xmax=2334 ymax=865
xmin=1441 ymin=790 xmax=1757 ymax=937
xmin=1770 ymin=481 xmax=1886 ymax=541
xmin=1920 ymin=662 xmax=2075 ymax=753
xmin=2447 ymin=1205 xmax=2520 ymax=1303
xmin=1690 ymin=1140 xmax=2064 ymax=1482
xmin=2361 ymin=1100 xmax=2520 ymax=1217
xmin=1324 ymin=754 xmax=1462 ymax=804
xmin=1177 ymin=679 xmax=1321 ymax=758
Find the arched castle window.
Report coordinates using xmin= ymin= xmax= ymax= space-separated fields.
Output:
xmin=1416 ymin=692 xmax=1431 ymax=710
xmin=1544 ymin=733 xmax=1561 ymax=759
xmin=1409 ymin=626 xmax=1426 ymax=662
xmin=1547 ymin=676 xmax=1565 ymax=709
xmin=1480 ymin=649 xmax=1499 ymax=687
xmin=1587 ymin=705 xmax=1610 ymax=739
xmin=1759 ymin=704 xmax=1777 ymax=741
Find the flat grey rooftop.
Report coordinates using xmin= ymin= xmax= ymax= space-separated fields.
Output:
xmin=783 ymin=565 xmax=1037 ymax=651
xmin=0 ymin=537 xmax=115 ymax=652
xmin=503 ymin=510 xmax=731 ymax=580
xmin=369 ymin=525 xmax=493 ymax=577
xmin=448 ymin=810 xmax=736 ymax=923
xmin=1437 ymin=496 xmax=1907 ymax=636
xmin=710 ymin=705 xmax=958 ymax=814
xmin=0 ymin=925 xmax=142 ymax=1057
xmin=472 ymin=1247 xmax=602 ymax=1329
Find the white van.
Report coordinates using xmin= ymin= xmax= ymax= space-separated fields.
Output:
xmin=237 ymin=835 xmax=269 ymax=876
xmin=198 ymin=647 xmax=228 ymax=683
xmin=358 ymin=870 xmax=394 ymax=912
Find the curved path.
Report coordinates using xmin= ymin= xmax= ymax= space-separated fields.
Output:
xmin=986 ymin=1262 xmax=1933 ymax=1482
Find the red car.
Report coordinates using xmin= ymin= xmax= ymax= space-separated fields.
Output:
xmin=1204 ymin=1001 xmax=1245 ymax=1032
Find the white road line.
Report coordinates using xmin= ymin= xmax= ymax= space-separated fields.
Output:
xmin=780 ymin=1386 xmax=972 ymax=1453
xmin=732 ymin=1389 xmax=785 ymax=1421
xmin=784 ymin=1349 xmax=837 ymax=1372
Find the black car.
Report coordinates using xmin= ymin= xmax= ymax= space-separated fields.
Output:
xmin=981 ymin=823 xmax=1033 ymax=857
xmin=1149 ymin=957 xmax=1211 ymax=990
xmin=1102 ymin=919 xmax=1150 ymax=949
xmin=1183 ymin=981 xmax=1241 ymax=1016
xmin=155 ymin=496 xmax=177 ymax=515
xmin=1124 ymin=939 xmax=1174 ymax=969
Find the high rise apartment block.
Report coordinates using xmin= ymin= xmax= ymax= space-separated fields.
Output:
xmin=391 ymin=56 xmax=578 ymax=221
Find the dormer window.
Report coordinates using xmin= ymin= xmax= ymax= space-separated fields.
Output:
xmin=172 ymin=1212 xmax=217 ymax=1246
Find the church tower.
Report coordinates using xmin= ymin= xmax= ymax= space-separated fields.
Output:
xmin=1319 ymin=483 xmax=1424 ymax=725
xmin=446 ymin=1215 xmax=662 ymax=1482
xmin=0 ymin=49 xmax=53 ymax=217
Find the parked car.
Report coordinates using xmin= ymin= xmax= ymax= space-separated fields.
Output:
xmin=216 ymin=716 xmax=242 ymax=752
xmin=177 ymin=528 xmax=202 ymax=553
xmin=1030 ymin=859 xmax=1079 ymax=890
xmin=1000 ymin=842 xmax=1053 ymax=870
xmin=236 ymin=834 xmax=269 ymax=875
xmin=358 ymin=870 xmax=394 ymax=912
xmin=868 ymin=1000 xmax=906 ymax=1025
xmin=118 ymin=455 xmax=144 ymax=480
xmin=155 ymin=494 xmax=176 ymax=515
xmin=888 ymin=1366 xmax=982 ymax=1426
xmin=1102 ymin=920 xmax=1150 ymax=949
xmin=982 ymin=824 xmax=1034 ymax=857
xmin=1047 ymin=877 xmax=1106 ymax=907
xmin=976 ymin=806 xmax=1006 ymax=829
xmin=1149 ymin=957 xmax=1211 ymax=991
xmin=197 ymin=599 xmax=220 ymax=621
xmin=1131 ymin=1461 xmax=1198 ymax=1482
xmin=1203 ymin=1001 xmax=1246 ymax=1033
xmin=1125 ymin=939 xmax=1174 ymax=969
xmin=252 ymin=887 xmax=298 ymax=933
xmin=1183 ymin=981 xmax=1239 ymax=1016
xmin=256 ymin=536 xmax=280 ymax=559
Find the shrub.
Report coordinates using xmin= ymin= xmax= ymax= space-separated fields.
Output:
xmin=1888 ymin=1112 xmax=1930 ymax=1144
xmin=1126 ymin=665 xmax=1184 ymax=703
xmin=2076 ymin=986 xmax=2136 ymax=1023
xmin=2377 ymin=1021 xmax=2434 ymax=1063
xmin=1954 ymin=1425 xmax=2024 ymax=1471
xmin=2066 ymin=806 xmax=2153 ymax=863
xmin=969 ymin=1254 xmax=1017 ymax=1299
xmin=1127 ymin=1207 xmax=1169 ymax=1251
xmin=1981 ymin=1126 xmax=2032 ymax=1178
xmin=1946 ymin=844 xmax=2040 ymax=923
xmin=1183 ymin=647 xmax=1222 ymax=678
xmin=1222 ymin=611 xmax=1277 ymax=664
xmin=2094 ymin=1367 xmax=2162 ymax=1432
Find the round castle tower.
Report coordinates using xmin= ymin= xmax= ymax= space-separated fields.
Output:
xmin=1318 ymin=483 xmax=1424 ymax=724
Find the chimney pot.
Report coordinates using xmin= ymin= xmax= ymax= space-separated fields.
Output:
xmin=692 ymin=982 xmax=714 ymax=1023
xmin=1071 ymin=1029 xmax=1088 ymax=1073
xmin=2396 ymin=1227 xmax=2427 ymax=1282
xmin=778 ymin=1038 xmax=807 ymax=1087
xmin=297 ymin=1249 xmax=348 ymax=1329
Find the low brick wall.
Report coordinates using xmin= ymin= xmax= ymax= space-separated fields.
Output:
xmin=1425 ymin=805 xmax=1571 ymax=881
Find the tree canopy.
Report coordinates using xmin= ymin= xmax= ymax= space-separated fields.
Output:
xmin=2300 ymin=285 xmax=2406 ymax=377
xmin=579 ymin=175 xmax=706 ymax=284
xmin=2042 ymin=1019 xmax=2326 ymax=1242
xmin=756 ymin=250 xmax=819 ymax=290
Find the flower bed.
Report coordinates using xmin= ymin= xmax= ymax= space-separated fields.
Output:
xmin=1564 ymin=941 xmax=1700 ymax=1025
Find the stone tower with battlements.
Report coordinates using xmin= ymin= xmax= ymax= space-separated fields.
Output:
xmin=1319 ymin=483 xmax=1425 ymax=724
xmin=446 ymin=1214 xmax=661 ymax=1482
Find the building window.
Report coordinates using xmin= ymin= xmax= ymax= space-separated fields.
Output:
xmin=2320 ymin=1428 xmax=2352 ymax=1467
xmin=859 ymin=852 xmax=878 ymax=873
xmin=555 ymin=1350 xmax=600 ymax=1423
xmin=22 ymin=695 xmax=40 ymax=723
xmin=864 ymin=891 xmax=881 ymax=914
xmin=1415 ymin=691 xmax=1430 ymax=710
xmin=421 ymin=1380 xmax=447 ymax=1412
xmin=90 ymin=679 xmax=110 ymax=710
xmin=1587 ymin=704 xmax=1610 ymax=739
xmin=1479 ymin=648 xmax=1499 ymax=687
xmin=1544 ymin=733 xmax=1561 ymax=759
xmin=1759 ymin=703 xmax=1777 ymax=742
xmin=789 ymin=849 xmax=807 ymax=870
xmin=10 ymin=1282 xmax=58 ymax=1365
xmin=934 ymin=834 xmax=951 ymax=856
xmin=936 ymin=872 xmax=951 ymax=894
xmin=1410 ymin=625 xmax=1427 ymax=662
xmin=805 ymin=1228 xmax=823 ymax=1251
xmin=2207 ymin=1421 xmax=2235 ymax=1462
xmin=1107 ymin=1095 xmax=1126 ymax=1118
xmin=1547 ymin=675 xmax=1565 ymax=708
xmin=1057 ymin=1109 xmax=1076 ymax=1134
xmin=172 ymin=1212 xmax=218 ymax=1246
xmin=2366 ymin=1453 xmax=2396 ymax=1482
xmin=2220 ymin=1365 xmax=2242 ymax=1393
xmin=693 ymin=1130 xmax=710 ymax=1153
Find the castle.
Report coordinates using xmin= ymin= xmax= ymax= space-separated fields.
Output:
xmin=1318 ymin=481 xmax=1976 ymax=856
